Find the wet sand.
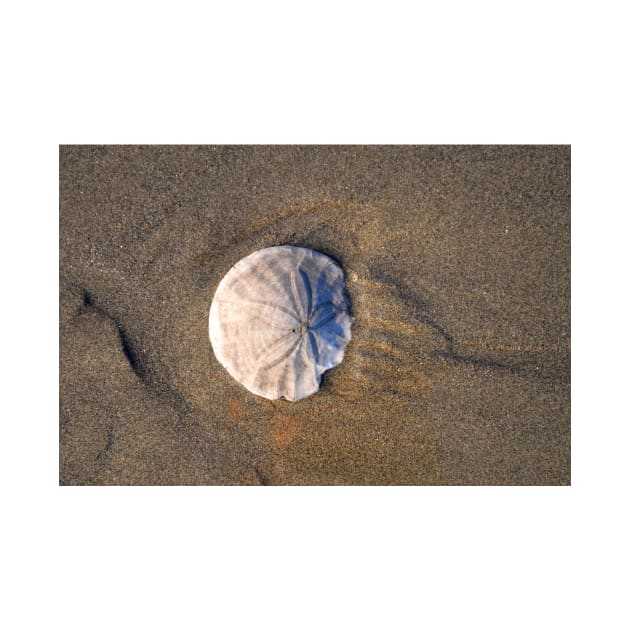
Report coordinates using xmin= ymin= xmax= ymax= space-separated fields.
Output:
xmin=59 ymin=145 xmax=570 ymax=485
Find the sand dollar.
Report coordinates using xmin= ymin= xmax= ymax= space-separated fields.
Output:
xmin=209 ymin=246 xmax=352 ymax=401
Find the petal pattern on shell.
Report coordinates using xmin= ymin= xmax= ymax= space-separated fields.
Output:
xmin=209 ymin=246 xmax=352 ymax=401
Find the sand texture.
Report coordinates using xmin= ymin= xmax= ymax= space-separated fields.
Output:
xmin=59 ymin=145 xmax=570 ymax=485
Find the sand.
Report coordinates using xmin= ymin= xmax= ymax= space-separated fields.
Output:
xmin=59 ymin=145 xmax=570 ymax=485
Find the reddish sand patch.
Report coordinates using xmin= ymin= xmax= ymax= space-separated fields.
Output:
xmin=270 ymin=414 xmax=303 ymax=449
xmin=227 ymin=396 xmax=246 ymax=422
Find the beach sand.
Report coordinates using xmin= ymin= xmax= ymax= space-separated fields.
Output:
xmin=59 ymin=145 xmax=570 ymax=485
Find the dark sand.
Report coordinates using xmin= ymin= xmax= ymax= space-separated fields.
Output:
xmin=59 ymin=146 xmax=570 ymax=485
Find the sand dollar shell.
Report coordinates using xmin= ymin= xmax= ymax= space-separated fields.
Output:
xmin=209 ymin=246 xmax=352 ymax=401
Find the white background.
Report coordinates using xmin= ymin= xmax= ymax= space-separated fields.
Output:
xmin=2 ymin=1 xmax=628 ymax=628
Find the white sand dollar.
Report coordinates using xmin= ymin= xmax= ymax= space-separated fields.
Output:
xmin=209 ymin=246 xmax=352 ymax=401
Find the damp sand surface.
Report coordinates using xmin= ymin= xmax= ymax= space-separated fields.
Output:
xmin=60 ymin=145 xmax=570 ymax=485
